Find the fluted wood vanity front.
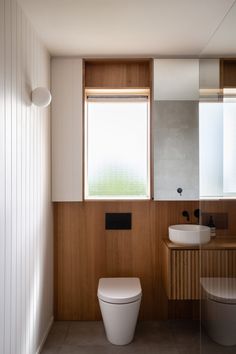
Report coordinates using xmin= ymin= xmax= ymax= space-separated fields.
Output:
xmin=162 ymin=238 xmax=236 ymax=300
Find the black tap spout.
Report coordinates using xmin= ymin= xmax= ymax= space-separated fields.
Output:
xmin=182 ymin=210 xmax=190 ymax=222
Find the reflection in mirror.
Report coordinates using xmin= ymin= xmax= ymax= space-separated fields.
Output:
xmin=199 ymin=93 xmax=236 ymax=198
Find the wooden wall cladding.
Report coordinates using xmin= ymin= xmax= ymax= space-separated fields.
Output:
xmin=220 ymin=59 xmax=236 ymax=88
xmin=54 ymin=201 xmax=158 ymax=320
xmin=54 ymin=200 xmax=198 ymax=320
xmin=54 ymin=200 xmax=236 ymax=320
xmin=84 ymin=60 xmax=152 ymax=88
xmin=200 ymin=200 xmax=236 ymax=237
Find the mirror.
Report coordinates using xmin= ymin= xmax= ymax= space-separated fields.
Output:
xmin=199 ymin=59 xmax=236 ymax=199
xmin=153 ymin=57 xmax=236 ymax=200
xmin=153 ymin=99 xmax=199 ymax=200
xmin=153 ymin=59 xmax=199 ymax=200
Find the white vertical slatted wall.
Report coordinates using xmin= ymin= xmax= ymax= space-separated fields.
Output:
xmin=0 ymin=0 xmax=53 ymax=353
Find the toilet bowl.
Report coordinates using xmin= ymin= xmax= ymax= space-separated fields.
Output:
xmin=201 ymin=277 xmax=236 ymax=346
xmin=97 ymin=277 xmax=142 ymax=345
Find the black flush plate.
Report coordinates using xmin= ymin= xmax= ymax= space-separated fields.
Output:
xmin=105 ymin=213 xmax=132 ymax=230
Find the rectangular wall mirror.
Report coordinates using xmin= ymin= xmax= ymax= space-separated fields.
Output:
xmin=153 ymin=58 xmax=236 ymax=200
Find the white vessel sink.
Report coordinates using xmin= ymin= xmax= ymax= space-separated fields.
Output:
xmin=169 ymin=224 xmax=211 ymax=245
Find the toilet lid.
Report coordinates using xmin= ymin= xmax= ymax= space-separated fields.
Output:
xmin=200 ymin=277 xmax=236 ymax=304
xmin=97 ymin=277 xmax=142 ymax=304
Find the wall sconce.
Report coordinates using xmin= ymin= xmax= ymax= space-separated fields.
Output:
xmin=31 ymin=87 xmax=52 ymax=107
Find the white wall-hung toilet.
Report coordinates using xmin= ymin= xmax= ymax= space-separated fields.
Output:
xmin=201 ymin=277 xmax=236 ymax=346
xmin=97 ymin=277 xmax=142 ymax=345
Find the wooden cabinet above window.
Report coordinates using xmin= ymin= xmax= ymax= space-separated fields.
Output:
xmin=220 ymin=59 xmax=236 ymax=88
xmin=85 ymin=59 xmax=152 ymax=88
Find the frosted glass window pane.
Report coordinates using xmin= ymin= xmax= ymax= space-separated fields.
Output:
xmin=85 ymin=100 xmax=149 ymax=199
xmin=223 ymin=103 xmax=236 ymax=194
xmin=199 ymin=103 xmax=223 ymax=197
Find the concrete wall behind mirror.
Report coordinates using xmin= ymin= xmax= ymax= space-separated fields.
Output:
xmin=153 ymin=101 xmax=199 ymax=200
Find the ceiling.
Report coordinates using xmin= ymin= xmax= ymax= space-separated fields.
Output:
xmin=17 ymin=0 xmax=236 ymax=57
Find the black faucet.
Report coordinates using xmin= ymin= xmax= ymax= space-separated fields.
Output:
xmin=194 ymin=209 xmax=201 ymax=224
xmin=177 ymin=187 xmax=183 ymax=196
xmin=182 ymin=210 xmax=190 ymax=222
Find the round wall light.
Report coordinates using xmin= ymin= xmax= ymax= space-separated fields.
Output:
xmin=32 ymin=87 xmax=52 ymax=107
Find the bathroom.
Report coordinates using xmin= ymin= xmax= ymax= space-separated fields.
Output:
xmin=0 ymin=1 xmax=236 ymax=354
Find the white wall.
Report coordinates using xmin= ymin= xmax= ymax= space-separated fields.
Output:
xmin=51 ymin=58 xmax=83 ymax=201
xmin=154 ymin=59 xmax=199 ymax=100
xmin=0 ymin=0 xmax=53 ymax=353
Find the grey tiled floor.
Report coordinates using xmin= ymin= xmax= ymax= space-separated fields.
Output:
xmin=42 ymin=320 xmax=236 ymax=354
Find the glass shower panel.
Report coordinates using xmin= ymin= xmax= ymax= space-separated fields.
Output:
xmin=223 ymin=102 xmax=236 ymax=194
xmin=200 ymin=95 xmax=236 ymax=353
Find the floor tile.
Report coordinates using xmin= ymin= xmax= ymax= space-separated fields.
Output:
xmin=41 ymin=320 xmax=236 ymax=354
xmin=59 ymin=346 xmax=112 ymax=354
xmin=201 ymin=332 xmax=236 ymax=354
xmin=65 ymin=321 xmax=108 ymax=346
xmin=171 ymin=319 xmax=200 ymax=350
xmin=41 ymin=345 xmax=61 ymax=354
xmin=41 ymin=321 xmax=70 ymax=353
xmin=58 ymin=344 xmax=179 ymax=354
xmin=112 ymin=344 xmax=179 ymax=354
xmin=134 ymin=321 xmax=175 ymax=345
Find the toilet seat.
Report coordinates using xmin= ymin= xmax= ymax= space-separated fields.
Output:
xmin=201 ymin=277 xmax=236 ymax=304
xmin=98 ymin=277 xmax=142 ymax=304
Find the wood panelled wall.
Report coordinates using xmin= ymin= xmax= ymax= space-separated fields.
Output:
xmin=54 ymin=201 xmax=159 ymax=320
xmin=200 ymin=200 xmax=236 ymax=237
xmin=54 ymin=200 xmax=236 ymax=321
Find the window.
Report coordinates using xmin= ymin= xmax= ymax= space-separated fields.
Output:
xmin=199 ymin=89 xmax=236 ymax=198
xmin=84 ymin=89 xmax=150 ymax=200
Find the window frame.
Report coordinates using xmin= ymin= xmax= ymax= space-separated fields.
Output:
xmin=84 ymin=88 xmax=151 ymax=201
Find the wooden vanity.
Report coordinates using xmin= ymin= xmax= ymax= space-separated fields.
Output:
xmin=162 ymin=238 xmax=236 ymax=300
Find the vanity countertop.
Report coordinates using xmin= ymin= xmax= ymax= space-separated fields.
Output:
xmin=163 ymin=237 xmax=236 ymax=250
